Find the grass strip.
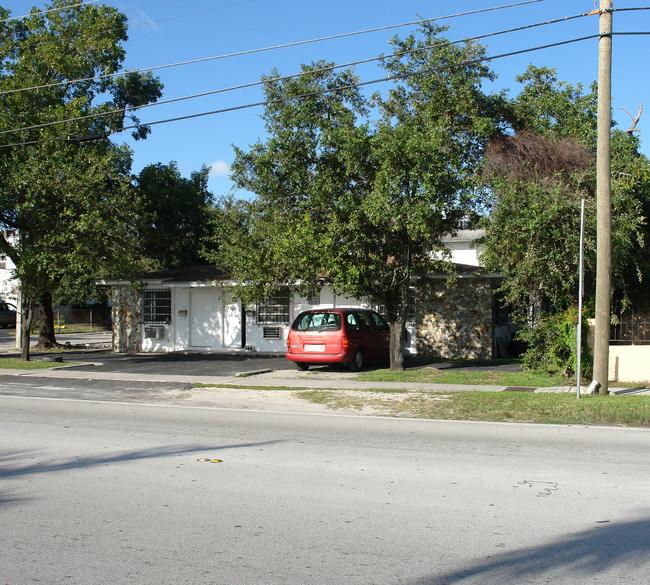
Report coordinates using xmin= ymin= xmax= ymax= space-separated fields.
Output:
xmin=0 ymin=357 xmax=76 ymax=370
xmin=295 ymin=389 xmax=650 ymax=426
xmin=356 ymin=367 xmax=645 ymax=389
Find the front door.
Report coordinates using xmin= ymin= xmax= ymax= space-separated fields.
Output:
xmin=189 ymin=289 xmax=222 ymax=348
xmin=189 ymin=289 xmax=242 ymax=349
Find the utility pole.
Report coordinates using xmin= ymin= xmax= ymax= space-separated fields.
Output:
xmin=593 ymin=0 xmax=613 ymax=395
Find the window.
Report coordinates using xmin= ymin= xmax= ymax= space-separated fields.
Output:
xmin=257 ymin=291 xmax=290 ymax=324
xmin=306 ymin=290 xmax=320 ymax=305
xmin=376 ymin=288 xmax=416 ymax=323
xmin=293 ymin=312 xmax=342 ymax=331
xmin=143 ymin=289 xmax=172 ymax=324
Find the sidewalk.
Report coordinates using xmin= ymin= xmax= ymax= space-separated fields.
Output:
xmin=3 ymin=359 xmax=648 ymax=395
xmin=1 ymin=331 xmax=647 ymax=395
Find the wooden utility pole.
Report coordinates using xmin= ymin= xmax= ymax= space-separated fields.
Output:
xmin=593 ymin=0 xmax=613 ymax=395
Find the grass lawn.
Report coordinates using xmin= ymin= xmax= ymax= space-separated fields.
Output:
xmin=0 ymin=357 xmax=75 ymax=370
xmin=295 ymin=389 xmax=650 ymax=426
xmin=357 ymin=367 xmax=563 ymax=387
xmin=356 ymin=365 xmax=646 ymax=389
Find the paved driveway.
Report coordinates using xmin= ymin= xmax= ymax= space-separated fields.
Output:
xmin=0 ymin=329 xmax=522 ymax=377
xmin=6 ymin=350 xmax=521 ymax=377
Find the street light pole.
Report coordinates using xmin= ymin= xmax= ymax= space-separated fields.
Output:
xmin=593 ymin=0 xmax=613 ymax=395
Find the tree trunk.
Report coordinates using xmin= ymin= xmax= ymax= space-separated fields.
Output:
xmin=37 ymin=290 xmax=58 ymax=349
xmin=528 ymin=289 xmax=543 ymax=327
xmin=388 ymin=283 xmax=409 ymax=371
xmin=20 ymin=297 xmax=35 ymax=361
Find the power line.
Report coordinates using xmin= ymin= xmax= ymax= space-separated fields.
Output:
xmin=0 ymin=0 xmax=549 ymax=97
xmin=0 ymin=33 xmax=602 ymax=149
xmin=0 ymin=11 xmax=595 ymax=138
xmin=0 ymin=0 xmax=101 ymax=23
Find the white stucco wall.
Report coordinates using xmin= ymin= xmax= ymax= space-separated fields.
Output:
xmin=135 ymin=284 xmax=417 ymax=355
xmin=608 ymin=346 xmax=650 ymax=383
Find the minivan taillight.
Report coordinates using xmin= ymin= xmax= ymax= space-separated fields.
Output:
xmin=341 ymin=336 xmax=349 ymax=348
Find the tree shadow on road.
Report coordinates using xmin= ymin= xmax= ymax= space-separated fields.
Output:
xmin=410 ymin=516 xmax=650 ymax=584
xmin=0 ymin=440 xmax=282 ymax=480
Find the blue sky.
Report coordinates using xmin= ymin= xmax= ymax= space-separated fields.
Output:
xmin=4 ymin=1 xmax=650 ymax=197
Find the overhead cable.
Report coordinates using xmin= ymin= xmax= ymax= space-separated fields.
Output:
xmin=0 ymin=11 xmax=596 ymax=137
xmin=0 ymin=0 xmax=549 ymax=97
xmin=0 ymin=34 xmax=601 ymax=149
xmin=0 ymin=0 xmax=100 ymax=23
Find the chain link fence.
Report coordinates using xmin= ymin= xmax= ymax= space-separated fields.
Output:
xmin=49 ymin=307 xmax=112 ymax=332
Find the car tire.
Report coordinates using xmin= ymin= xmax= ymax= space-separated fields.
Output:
xmin=348 ymin=349 xmax=364 ymax=372
xmin=295 ymin=362 xmax=309 ymax=371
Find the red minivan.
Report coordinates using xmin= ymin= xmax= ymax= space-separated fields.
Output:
xmin=286 ymin=308 xmax=390 ymax=371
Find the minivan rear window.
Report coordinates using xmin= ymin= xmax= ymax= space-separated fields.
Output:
xmin=292 ymin=312 xmax=342 ymax=331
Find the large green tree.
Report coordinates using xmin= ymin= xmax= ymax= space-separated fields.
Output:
xmin=210 ymin=23 xmax=505 ymax=369
xmin=0 ymin=1 xmax=162 ymax=356
xmin=134 ymin=162 xmax=215 ymax=270
xmin=480 ymin=66 xmax=648 ymax=373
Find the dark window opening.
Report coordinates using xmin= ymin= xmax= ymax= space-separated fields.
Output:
xmin=143 ymin=289 xmax=172 ymax=324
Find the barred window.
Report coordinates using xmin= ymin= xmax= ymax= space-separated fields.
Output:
xmin=376 ymin=288 xmax=416 ymax=323
xmin=143 ymin=289 xmax=172 ymax=324
xmin=257 ymin=292 xmax=290 ymax=324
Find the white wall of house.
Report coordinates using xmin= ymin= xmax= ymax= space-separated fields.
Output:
xmin=441 ymin=229 xmax=484 ymax=267
xmin=141 ymin=284 xmax=243 ymax=353
xmin=0 ymin=229 xmax=19 ymax=304
xmin=138 ymin=283 xmax=417 ymax=355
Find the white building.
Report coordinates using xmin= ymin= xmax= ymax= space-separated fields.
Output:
xmin=98 ymin=230 xmax=500 ymax=358
xmin=0 ymin=229 xmax=19 ymax=304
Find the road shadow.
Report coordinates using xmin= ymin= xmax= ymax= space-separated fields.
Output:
xmin=409 ymin=516 xmax=650 ymax=584
xmin=0 ymin=440 xmax=282 ymax=480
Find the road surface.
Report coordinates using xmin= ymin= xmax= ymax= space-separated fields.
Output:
xmin=1 ymin=393 xmax=648 ymax=585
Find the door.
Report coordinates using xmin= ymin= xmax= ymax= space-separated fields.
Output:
xmin=189 ymin=289 xmax=242 ymax=349
xmin=189 ymin=289 xmax=222 ymax=348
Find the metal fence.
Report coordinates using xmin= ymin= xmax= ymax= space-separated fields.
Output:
xmin=41 ymin=307 xmax=112 ymax=331
xmin=610 ymin=308 xmax=650 ymax=345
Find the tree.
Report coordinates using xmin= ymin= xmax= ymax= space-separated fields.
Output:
xmin=0 ymin=1 xmax=162 ymax=357
xmin=210 ymin=24 xmax=505 ymax=369
xmin=134 ymin=162 xmax=215 ymax=270
xmin=480 ymin=66 xmax=648 ymax=374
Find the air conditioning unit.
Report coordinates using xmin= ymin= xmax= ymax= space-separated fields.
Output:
xmin=263 ymin=327 xmax=281 ymax=340
xmin=144 ymin=325 xmax=165 ymax=339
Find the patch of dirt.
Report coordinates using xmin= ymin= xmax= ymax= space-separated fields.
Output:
xmin=185 ymin=387 xmax=451 ymax=417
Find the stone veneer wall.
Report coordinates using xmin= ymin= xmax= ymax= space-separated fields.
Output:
xmin=112 ymin=285 xmax=142 ymax=353
xmin=416 ymin=278 xmax=493 ymax=360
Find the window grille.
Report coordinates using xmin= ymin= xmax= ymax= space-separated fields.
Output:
xmin=610 ymin=308 xmax=650 ymax=344
xmin=143 ymin=289 xmax=172 ymax=324
xmin=257 ymin=292 xmax=290 ymax=324
xmin=306 ymin=290 xmax=320 ymax=305
xmin=376 ymin=288 xmax=416 ymax=323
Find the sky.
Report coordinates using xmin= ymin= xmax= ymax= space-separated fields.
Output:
xmin=3 ymin=0 xmax=650 ymax=197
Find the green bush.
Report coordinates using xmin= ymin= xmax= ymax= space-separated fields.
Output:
xmin=517 ymin=306 xmax=592 ymax=380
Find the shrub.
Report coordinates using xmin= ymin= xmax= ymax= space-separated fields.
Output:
xmin=517 ymin=306 xmax=592 ymax=380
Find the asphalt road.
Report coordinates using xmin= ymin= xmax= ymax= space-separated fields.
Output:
xmin=1 ymin=394 xmax=648 ymax=585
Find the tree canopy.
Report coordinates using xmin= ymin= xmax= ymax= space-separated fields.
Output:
xmin=0 ymin=0 xmax=162 ymax=355
xmin=480 ymin=65 xmax=649 ymax=374
xmin=134 ymin=162 xmax=215 ymax=270
xmin=209 ymin=23 xmax=507 ymax=369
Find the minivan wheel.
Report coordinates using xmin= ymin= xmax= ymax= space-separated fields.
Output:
xmin=295 ymin=362 xmax=309 ymax=371
xmin=348 ymin=349 xmax=364 ymax=372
